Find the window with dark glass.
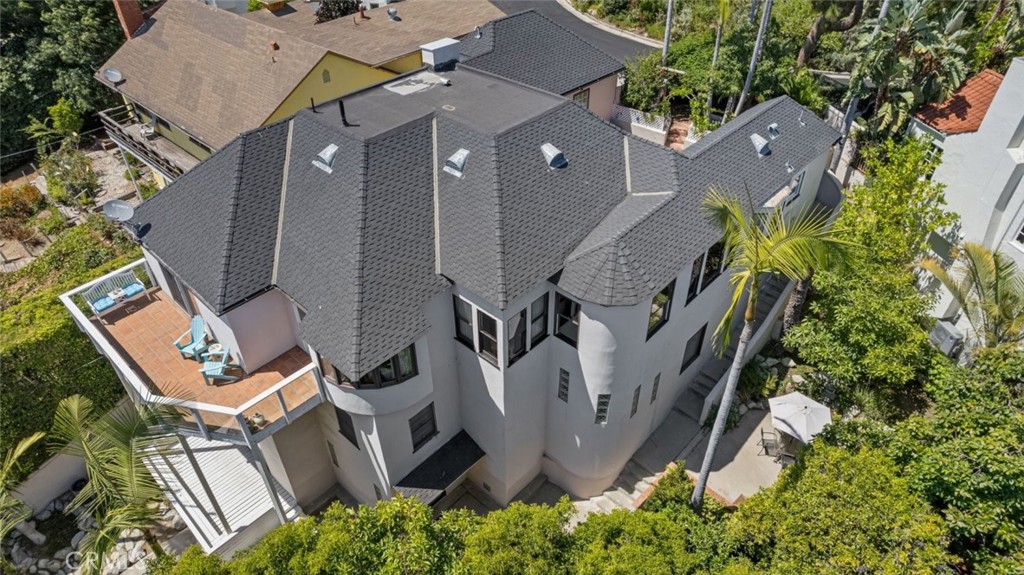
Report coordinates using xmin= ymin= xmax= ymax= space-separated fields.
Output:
xmin=335 ymin=407 xmax=358 ymax=449
xmin=651 ymin=373 xmax=660 ymax=404
xmin=681 ymin=324 xmax=707 ymax=373
xmin=508 ymin=309 xmax=527 ymax=366
xmin=555 ymin=293 xmax=581 ymax=346
xmin=557 ymin=368 xmax=570 ymax=403
xmin=1017 ymin=223 xmax=1024 ymax=244
xmin=357 ymin=344 xmax=418 ymax=388
xmin=573 ymin=88 xmax=590 ymax=109
xmin=630 ymin=385 xmax=641 ymax=417
xmin=409 ymin=402 xmax=438 ymax=452
xmin=686 ymin=253 xmax=704 ymax=303
xmin=453 ymin=296 xmax=474 ymax=348
xmin=530 ymin=294 xmax=549 ymax=346
xmin=701 ymin=241 xmax=725 ymax=291
xmin=317 ymin=352 xmax=340 ymax=384
xmin=477 ymin=310 xmax=499 ymax=366
xmin=647 ymin=280 xmax=675 ymax=339
xmin=595 ymin=394 xmax=611 ymax=424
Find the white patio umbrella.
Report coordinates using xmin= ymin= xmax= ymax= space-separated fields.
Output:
xmin=768 ymin=392 xmax=832 ymax=444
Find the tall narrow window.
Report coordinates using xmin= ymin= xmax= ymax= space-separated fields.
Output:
xmin=508 ymin=309 xmax=527 ymax=366
xmin=573 ymin=88 xmax=590 ymax=109
xmin=555 ymin=293 xmax=581 ymax=346
xmin=326 ymin=441 xmax=339 ymax=467
xmin=336 ymin=408 xmax=359 ymax=449
xmin=647 ymin=280 xmax=675 ymax=338
xmin=1017 ymin=223 xmax=1024 ymax=244
xmin=651 ymin=373 xmax=660 ymax=403
xmin=530 ymin=294 xmax=549 ymax=346
xmin=701 ymin=241 xmax=725 ymax=290
xmin=686 ymin=253 xmax=704 ymax=304
xmin=681 ymin=324 xmax=707 ymax=373
xmin=477 ymin=310 xmax=499 ymax=366
xmin=784 ymin=172 xmax=805 ymax=207
xmin=595 ymin=394 xmax=611 ymax=424
xmin=409 ymin=403 xmax=438 ymax=452
xmin=557 ymin=368 xmax=570 ymax=402
xmin=322 ymin=69 xmax=331 ymax=83
xmin=630 ymin=385 xmax=641 ymax=417
xmin=453 ymin=296 xmax=474 ymax=348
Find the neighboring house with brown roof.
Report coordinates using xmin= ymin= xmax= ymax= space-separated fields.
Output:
xmin=914 ymin=60 xmax=1024 ymax=333
xmin=97 ymin=0 xmax=501 ymax=184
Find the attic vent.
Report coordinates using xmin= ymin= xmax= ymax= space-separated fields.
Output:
xmin=387 ymin=7 xmax=400 ymax=20
xmin=750 ymin=133 xmax=771 ymax=157
xmin=785 ymin=161 xmax=794 ymax=173
xmin=313 ymin=143 xmax=339 ymax=174
xmin=443 ymin=148 xmax=469 ymax=178
xmin=474 ymin=26 xmax=482 ymax=39
xmin=541 ymin=143 xmax=568 ymax=169
xmin=767 ymin=123 xmax=780 ymax=139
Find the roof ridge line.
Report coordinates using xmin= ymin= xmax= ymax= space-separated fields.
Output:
xmin=216 ymin=132 xmax=249 ymax=310
xmin=491 ymin=137 xmax=508 ymax=310
xmin=564 ymin=192 xmax=675 ymax=264
xmin=349 ymin=142 xmax=370 ymax=374
xmin=683 ymin=96 xmax=786 ymax=158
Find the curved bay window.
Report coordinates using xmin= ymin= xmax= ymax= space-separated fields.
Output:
xmin=316 ymin=344 xmax=418 ymax=390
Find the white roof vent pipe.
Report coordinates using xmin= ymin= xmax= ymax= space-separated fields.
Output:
xmin=443 ymin=148 xmax=469 ymax=177
xmin=750 ymin=133 xmax=771 ymax=157
xmin=313 ymin=143 xmax=339 ymax=173
xmin=767 ymin=123 xmax=780 ymax=139
xmin=541 ymin=143 xmax=568 ymax=169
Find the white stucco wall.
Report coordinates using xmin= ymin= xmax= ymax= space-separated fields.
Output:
xmin=258 ymin=409 xmax=337 ymax=510
xmin=187 ymin=290 xmax=300 ymax=373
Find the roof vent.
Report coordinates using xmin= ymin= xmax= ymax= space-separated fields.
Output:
xmin=103 ymin=68 xmax=123 ymax=84
xmin=474 ymin=26 xmax=482 ymax=39
xmin=387 ymin=8 xmax=401 ymax=21
xmin=541 ymin=143 xmax=568 ymax=169
xmin=767 ymin=123 xmax=780 ymax=139
xmin=443 ymin=148 xmax=469 ymax=178
xmin=750 ymin=133 xmax=771 ymax=157
xmin=785 ymin=161 xmax=794 ymax=173
xmin=313 ymin=143 xmax=338 ymax=174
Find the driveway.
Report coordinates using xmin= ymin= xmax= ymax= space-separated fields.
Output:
xmin=487 ymin=0 xmax=655 ymax=62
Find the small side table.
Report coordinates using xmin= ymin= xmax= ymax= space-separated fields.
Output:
xmin=108 ymin=288 xmax=126 ymax=302
xmin=208 ymin=343 xmax=224 ymax=354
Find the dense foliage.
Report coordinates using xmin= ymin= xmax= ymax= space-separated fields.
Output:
xmin=0 ymin=217 xmax=138 ymax=481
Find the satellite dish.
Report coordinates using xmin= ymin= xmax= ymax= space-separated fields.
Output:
xmin=103 ymin=68 xmax=123 ymax=84
xmin=102 ymin=200 xmax=135 ymax=223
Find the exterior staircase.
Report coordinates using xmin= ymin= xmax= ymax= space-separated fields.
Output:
xmin=571 ymin=459 xmax=659 ymax=527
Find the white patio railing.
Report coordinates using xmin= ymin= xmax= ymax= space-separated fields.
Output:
xmin=612 ymin=104 xmax=668 ymax=132
xmin=59 ymin=259 xmax=325 ymax=447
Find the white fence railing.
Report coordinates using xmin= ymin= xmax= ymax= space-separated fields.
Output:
xmin=612 ymin=104 xmax=668 ymax=132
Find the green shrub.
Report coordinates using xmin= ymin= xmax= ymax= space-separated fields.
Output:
xmin=38 ymin=208 xmax=66 ymax=237
xmin=41 ymin=147 xmax=98 ymax=204
xmin=645 ymin=22 xmax=665 ymax=39
xmin=138 ymin=179 xmax=160 ymax=200
xmin=737 ymin=361 xmax=781 ymax=401
xmin=458 ymin=499 xmax=572 ymax=575
xmin=0 ymin=183 xmax=46 ymax=219
xmin=571 ymin=509 xmax=693 ymax=574
xmin=123 ymin=167 xmax=142 ymax=181
xmin=147 ymin=547 xmax=226 ymax=575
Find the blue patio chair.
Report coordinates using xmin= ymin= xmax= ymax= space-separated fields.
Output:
xmin=174 ymin=316 xmax=209 ymax=360
xmin=200 ymin=348 xmax=241 ymax=386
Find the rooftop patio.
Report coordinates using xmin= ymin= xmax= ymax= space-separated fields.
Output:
xmin=61 ymin=260 xmax=323 ymax=443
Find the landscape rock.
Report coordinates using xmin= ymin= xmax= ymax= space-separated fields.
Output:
xmin=783 ymin=357 xmax=797 ymax=368
xmin=790 ymin=374 xmax=805 ymax=384
xmin=127 ymin=545 xmax=146 ymax=565
xmin=46 ymin=559 xmax=63 ymax=573
xmin=72 ymin=531 xmax=86 ymax=549
xmin=35 ymin=509 xmax=52 ymax=522
xmin=55 ymin=547 xmax=74 ymax=561
xmin=746 ymin=400 xmax=759 ymax=410
xmin=17 ymin=521 xmax=47 ymax=546
xmin=738 ymin=404 xmax=749 ymax=415
xmin=39 ymin=558 xmax=51 ymax=570
xmin=29 ymin=565 xmax=37 ymax=574
xmin=11 ymin=544 xmax=29 ymax=565
xmin=764 ymin=357 xmax=780 ymax=367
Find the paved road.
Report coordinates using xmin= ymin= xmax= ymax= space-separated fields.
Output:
xmin=487 ymin=0 xmax=654 ymax=63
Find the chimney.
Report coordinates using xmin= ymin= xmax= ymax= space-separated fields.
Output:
xmin=112 ymin=0 xmax=145 ymax=41
xmin=420 ymin=38 xmax=461 ymax=72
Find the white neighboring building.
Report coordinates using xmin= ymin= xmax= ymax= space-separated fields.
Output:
xmin=62 ymin=65 xmax=839 ymax=552
xmin=909 ymin=58 xmax=1024 ymax=321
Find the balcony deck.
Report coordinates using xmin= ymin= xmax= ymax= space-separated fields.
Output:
xmin=99 ymin=106 xmax=201 ymax=179
xmin=92 ymin=288 xmax=319 ymax=437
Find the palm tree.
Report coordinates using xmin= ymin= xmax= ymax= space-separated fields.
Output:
xmin=705 ymin=0 xmax=733 ymax=117
xmin=690 ymin=189 xmax=851 ymax=511
xmin=0 ymin=432 xmax=45 ymax=541
xmin=50 ymin=396 xmax=178 ymax=574
xmin=920 ymin=242 xmax=1024 ymax=348
xmin=734 ymin=0 xmax=773 ymax=115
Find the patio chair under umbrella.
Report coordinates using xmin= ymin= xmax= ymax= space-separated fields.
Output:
xmin=768 ymin=392 xmax=832 ymax=444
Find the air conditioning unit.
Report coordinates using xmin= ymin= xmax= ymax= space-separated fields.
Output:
xmin=929 ymin=320 xmax=964 ymax=357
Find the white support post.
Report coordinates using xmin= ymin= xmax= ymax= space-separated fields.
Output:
xmin=237 ymin=414 xmax=287 ymax=525
xmin=191 ymin=408 xmax=211 ymax=441
xmin=276 ymin=390 xmax=291 ymax=424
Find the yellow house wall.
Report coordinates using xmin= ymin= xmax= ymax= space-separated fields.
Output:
xmin=264 ymin=53 xmax=397 ymax=124
xmin=127 ymin=100 xmax=213 ymax=162
xmin=379 ymin=52 xmax=423 ymax=74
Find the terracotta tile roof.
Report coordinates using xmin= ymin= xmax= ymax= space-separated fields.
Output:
xmin=96 ymin=0 xmax=327 ymax=149
xmin=914 ymin=69 xmax=1005 ymax=135
xmin=243 ymin=0 xmax=504 ymax=67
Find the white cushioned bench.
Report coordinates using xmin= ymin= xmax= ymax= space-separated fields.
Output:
xmin=81 ymin=271 xmax=150 ymax=321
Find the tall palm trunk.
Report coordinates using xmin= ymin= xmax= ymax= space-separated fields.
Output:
xmin=706 ymin=22 xmax=725 ymax=117
xmin=735 ymin=0 xmax=773 ymax=115
xmin=783 ymin=273 xmax=812 ymax=335
xmin=691 ymin=287 xmax=757 ymax=511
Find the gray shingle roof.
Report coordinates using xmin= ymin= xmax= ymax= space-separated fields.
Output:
xmin=459 ymin=10 xmax=624 ymax=95
xmin=132 ymin=121 xmax=289 ymax=313
xmin=136 ymin=65 xmax=837 ymax=378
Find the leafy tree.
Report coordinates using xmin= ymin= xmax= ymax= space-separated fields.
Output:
xmin=969 ymin=0 xmax=1024 ymax=73
xmin=622 ymin=51 xmax=671 ymax=117
xmin=690 ymin=189 xmax=851 ymax=510
xmin=0 ymin=0 xmax=56 ymax=172
xmin=571 ymin=510 xmax=694 ymax=574
xmin=457 ymin=499 xmax=573 ymax=575
xmin=890 ymin=357 xmax=1024 ymax=572
xmin=795 ymin=0 xmax=864 ymax=67
xmin=315 ymin=0 xmax=360 ymax=24
xmin=23 ymin=97 xmax=84 ymax=155
xmin=921 ymin=242 xmax=1024 ymax=349
xmin=49 ymin=396 xmax=177 ymax=574
xmin=147 ymin=546 xmax=227 ymax=575
xmin=39 ymin=0 xmax=123 ymax=113
xmin=730 ymin=445 xmax=950 ymax=574
xmin=41 ymin=146 xmax=99 ymax=204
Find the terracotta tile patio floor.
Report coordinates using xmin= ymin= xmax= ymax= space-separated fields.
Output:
xmin=93 ymin=289 xmax=317 ymax=429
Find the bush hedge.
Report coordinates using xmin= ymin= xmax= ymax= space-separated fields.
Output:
xmin=0 ymin=217 xmax=140 ymax=482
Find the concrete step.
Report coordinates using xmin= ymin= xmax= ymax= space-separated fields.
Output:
xmin=605 ymin=488 xmax=634 ymax=509
xmin=625 ymin=458 xmax=656 ymax=481
xmin=593 ymin=496 xmax=618 ymax=513
xmin=677 ymin=389 xmax=705 ymax=421
xmin=511 ymin=473 xmax=550 ymax=503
